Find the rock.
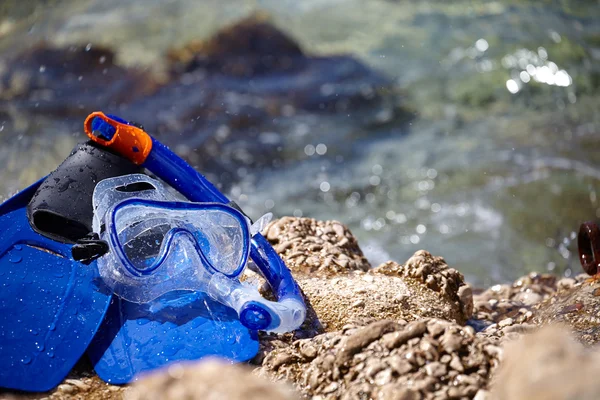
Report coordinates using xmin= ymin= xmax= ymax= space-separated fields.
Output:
xmin=336 ymin=320 xmax=399 ymax=365
xmin=167 ymin=13 xmax=304 ymax=77
xmin=298 ymin=269 xmax=470 ymax=331
xmin=0 ymin=42 xmax=155 ymax=115
xmin=118 ymin=15 xmax=407 ymax=177
xmin=373 ymin=251 xmax=473 ymax=322
xmin=128 ymin=358 xmax=299 ymax=400
xmin=163 ymin=14 xmax=397 ymax=113
xmin=1 ymin=15 xmax=408 ymax=182
xmin=265 ymin=217 xmax=370 ymax=277
xmin=497 ymin=318 xmax=513 ymax=328
xmin=261 ymin=318 xmax=500 ymax=399
xmin=469 ymin=272 xmax=585 ymax=341
xmin=490 ymin=325 xmax=600 ymax=400
xmin=534 ymin=275 xmax=600 ymax=345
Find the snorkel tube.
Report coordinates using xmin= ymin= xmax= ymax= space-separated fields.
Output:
xmin=84 ymin=112 xmax=306 ymax=333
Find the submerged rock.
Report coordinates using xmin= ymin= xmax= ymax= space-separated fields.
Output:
xmin=163 ymin=14 xmax=397 ymax=113
xmin=168 ymin=14 xmax=304 ymax=78
xmin=0 ymin=43 xmax=155 ymax=116
xmin=490 ymin=325 xmax=600 ymax=400
xmin=117 ymin=15 xmax=407 ymax=176
xmin=0 ymin=15 xmax=408 ymax=178
xmin=260 ymin=318 xmax=500 ymax=400
xmin=128 ymin=358 xmax=299 ymax=400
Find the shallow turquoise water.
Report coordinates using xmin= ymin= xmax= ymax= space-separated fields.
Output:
xmin=1 ymin=0 xmax=599 ymax=285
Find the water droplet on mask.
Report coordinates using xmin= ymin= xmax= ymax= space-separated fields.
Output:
xmin=21 ymin=355 xmax=32 ymax=364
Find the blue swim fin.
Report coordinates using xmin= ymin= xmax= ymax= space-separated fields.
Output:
xmin=88 ymin=291 xmax=259 ymax=384
xmin=0 ymin=141 xmax=143 ymax=392
xmin=0 ymin=179 xmax=112 ymax=392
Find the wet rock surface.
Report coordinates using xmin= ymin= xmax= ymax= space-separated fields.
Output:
xmin=260 ymin=318 xmax=500 ymax=400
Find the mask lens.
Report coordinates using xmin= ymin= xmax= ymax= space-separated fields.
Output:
xmin=112 ymin=201 xmax=248 ymax=277
xmin=192 ymin=210 xmax=245 ymax=276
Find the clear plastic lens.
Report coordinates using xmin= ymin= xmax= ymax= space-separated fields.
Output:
xmin=113 ymin=204 xmax=246 ymax=276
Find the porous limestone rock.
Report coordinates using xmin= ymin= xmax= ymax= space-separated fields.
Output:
xmin=260 ymin=318 xmax=501 ymax=400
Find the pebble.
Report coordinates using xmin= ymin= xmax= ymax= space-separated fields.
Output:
xmin=389 ymin=357 xmax=414 ymax=374
xmin=449 ymin=355 xmax=464 ymax=372
xmin=498 ymin=318 xmax=514 ymax=328
xmin=300 ymin=344 xmax=318 ymax=360
xmin=321 ymin=382 xmax=338 ymax=394
xmin=440 ymin=331 xmax=462 ymax=353
xmin=352 ymin=299 xmax=365 ymax=308
xmin=425 ymin=362 xmax=447 ymax=377
xmin=64 ymin=378 xmax=90 ymax=391
xmin=57 ymin=384 xmax=75 ymax=394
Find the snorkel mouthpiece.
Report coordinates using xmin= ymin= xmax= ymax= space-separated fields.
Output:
xmin=84 ymin=112 xmax=153 ymax=165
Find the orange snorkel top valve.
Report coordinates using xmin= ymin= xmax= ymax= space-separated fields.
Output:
xmin=84 ymin=111 xmax=153 ymax=165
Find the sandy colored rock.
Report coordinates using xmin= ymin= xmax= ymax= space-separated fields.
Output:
xmin=298 ymin=269 xmax=471 ymax=332
xmin=534 ymin=275 xmax=600 ymax=345
xmin=490 ymin=325 xmax=600 ymax=400
xmin=265 ymin=217 xmax=370 ymax=277
xmin=373 ymin=250 xmax=473 ymax=321
xmin=260 ymin=318 xmax=500 ymax=399
xmin=127 ymin=358 xmax=298 ymax=400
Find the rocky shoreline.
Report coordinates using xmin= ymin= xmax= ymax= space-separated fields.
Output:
xmin=4 ymin=216 xmax=600 ymax=400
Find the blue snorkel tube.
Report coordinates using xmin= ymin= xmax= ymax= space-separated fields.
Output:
xmin=84 ymin=112 xmax=306 ymax=333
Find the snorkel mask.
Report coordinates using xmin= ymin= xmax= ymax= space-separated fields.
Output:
xmin=80 ymin=112 xmax=306 ymax=334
